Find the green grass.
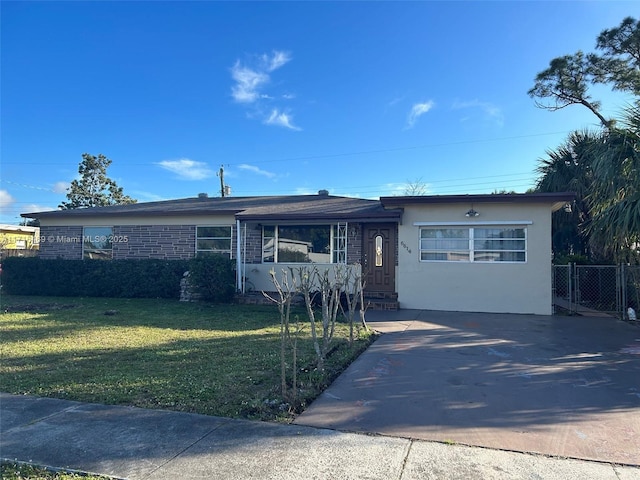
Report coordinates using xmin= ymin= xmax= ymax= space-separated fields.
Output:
xmin=1 ymin=462 xmax=110 ymax=480
xmin=0 ymin=295 xmax=375 ymax=421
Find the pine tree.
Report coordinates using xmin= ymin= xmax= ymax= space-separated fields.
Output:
xmin=59 ymin=153 xmax=136 ymax=209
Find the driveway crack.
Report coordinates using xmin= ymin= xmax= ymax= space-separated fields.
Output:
xmin=139 ymin=418 xmax=233 ymax=479
xmin=3 ymin=402 xmax=83 ymax=434
xmin=397 ymin=439 xmax=414 ymax=480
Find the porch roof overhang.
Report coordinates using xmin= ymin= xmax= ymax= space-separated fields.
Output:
xmin=235 ymin=211 xmax=402 ymax=223
xmin=234 ymin=195 xmax=402 ymax=223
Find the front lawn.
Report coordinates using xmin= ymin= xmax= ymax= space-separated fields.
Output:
xmin=1 ymin=462 xmax=110 ymax=480
xmin=0 ymin=295 xmax=375 ymax=421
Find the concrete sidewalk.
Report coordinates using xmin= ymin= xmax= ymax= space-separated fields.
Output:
xmin=2 ymin=393 xmax=639 ymax=479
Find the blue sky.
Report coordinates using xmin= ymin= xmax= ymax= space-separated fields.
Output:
xmin=1 ymin=1 xmax=636 ymax=224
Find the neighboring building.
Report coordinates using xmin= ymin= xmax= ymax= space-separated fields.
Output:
xmin=22 ymin=191 xmax=573 ymax=315
xmin=0 ymin=224 xmax=40 ymax=253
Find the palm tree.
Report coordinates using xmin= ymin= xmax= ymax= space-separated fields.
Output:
xmin=535 ymin=130 xmax=598 ymax=260
xmin=587 ymin=104 xmax=640 ymax=264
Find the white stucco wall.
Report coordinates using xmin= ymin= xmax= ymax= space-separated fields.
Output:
xmin=395 ymin=202 xmax=554 ymax=315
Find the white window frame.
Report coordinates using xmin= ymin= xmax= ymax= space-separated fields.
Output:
xmin=416 ymin=221 xmax=530 ymax=263
xmin=262 ymin=223 xmax=348 ymax=264
xmin=196 ymin=225 xmax=233 ymax=257
xmin=333 ymin=222 xmax=348 ymax=264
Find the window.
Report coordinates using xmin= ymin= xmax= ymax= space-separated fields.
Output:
xmin=474 ymin=228 xmax=526 ymax=262
xmin=196 ymin=226 xmax=232 ymax=257
xmin=333 ymin=223 xmax=348 ymax=264
xmin=375 ymin=235 xmax=383 ymax=266
xmin=420 ymin=227 xmax=526 ymax=262
xmin=420 ymin=229 xmax=470 ymax=261
xmin=83 ymin=227 xmax=113 ymax=260
xmin=262 ymin=224 xmax=347 ymax=264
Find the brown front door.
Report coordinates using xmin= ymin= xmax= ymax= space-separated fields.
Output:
xmin=362 ymin=223 xmax=395 ymax=292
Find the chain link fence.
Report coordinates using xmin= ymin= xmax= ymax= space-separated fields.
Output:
xmin=553 ymin=264 xmax=640 ymax=321
xmin=623 ymin=265 xmax=640 ymax=320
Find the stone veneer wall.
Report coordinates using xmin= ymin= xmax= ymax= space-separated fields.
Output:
xmin=38 ymin=226 xmax=83 ymax=259
xmin=37 ymin=225 xmax=198 ymax=260
xmin=113 ymin=225 xmax=196 ymax=259
xmin=242 ymin=226 xmax=263 ymax=264
xmin=37 ymin=222 xmax=367 ymax=263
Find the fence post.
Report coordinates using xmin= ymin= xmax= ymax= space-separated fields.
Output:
xmin=569 ymin=262 xmax=575 ymax=315
xmin=619 ymin=263 xmax=626 ymax=321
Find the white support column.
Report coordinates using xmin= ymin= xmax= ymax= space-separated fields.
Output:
xmin=236 ymin=219 xmax=242 ymax=292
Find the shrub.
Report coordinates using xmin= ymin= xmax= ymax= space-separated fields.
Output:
xmin=552 ymin=254 xmax=593 ymax=265
xmin=187 ymin=254 xmax=236 ymax=303
xmin=1 ymin=257 xmax=188 ymax=298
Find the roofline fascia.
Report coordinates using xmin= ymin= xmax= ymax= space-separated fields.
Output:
xmin=236 ymin=213 xmax=402 ymax=223
xmin=380 ymin=192 xmax=576 ymax=207
xmin=21 ymin=208 xmax=245 ymax=219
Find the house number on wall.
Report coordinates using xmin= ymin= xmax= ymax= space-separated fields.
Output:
xmin=400 ymin=241 xmax=412 ymax=254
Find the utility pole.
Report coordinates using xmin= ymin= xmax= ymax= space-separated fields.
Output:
xmin=218 ymin=165 xmax=225 ymax=197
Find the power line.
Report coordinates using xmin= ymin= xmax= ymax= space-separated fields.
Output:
xmin=0 ymin=130 xmax=572 ymax=167
xmin=227 ymin=175 xmax=538 ymax=197
xmin=0 ymin=179 xmax=56 ymax=192
xmin=224 ymin=131 xmax=569 ymax=166
xmin=2 ymin=171 xmax=538 ymax=202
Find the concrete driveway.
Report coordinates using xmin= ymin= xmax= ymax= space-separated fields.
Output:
xmin=294 ymin=310 xmax=640 ymax=466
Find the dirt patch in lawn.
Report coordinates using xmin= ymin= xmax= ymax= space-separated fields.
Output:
xmin=3 ymin=303 xmax=78 ymax=313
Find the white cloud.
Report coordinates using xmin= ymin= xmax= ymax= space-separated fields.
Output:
xmin=406 ymin=101 xmax=435 ymax=128
xmin=0 ymin=189 xmax=15 ymax=208
xmin=383 ymin=183 xmax=410 ymax=196
xmin=238 ymin=164 xmax=277 ymax=179
xmin=387 ymin=95 xmax=405 ymax=107
xmin=231 ymin=64 xmax=269 ymax=103
xmin=0 ymin=192 xmax=54 ymax=224
xmin=230 ymin=50 xmax=302 ymax=131
xmin=22 ymin=203 xmax=54 ymax=214
xmin=452 ymin=100 xmax=504 ymax=126
xmin=293 ymin=187 xmax=317 ymax=195
xmin=231 ymin=50 xmax=291 ymax=104
xmin=52 ymin=181 xmax=70 ymax=194
xmin=156 ymin=159 xmax=214 ymax=180
xmin=130 ymin=191 xmax=167 ymax=202
xmin=263 ymin=50 xmax=291 ymax=72
xmin=264 ymin=109 xmax=301 ymax=130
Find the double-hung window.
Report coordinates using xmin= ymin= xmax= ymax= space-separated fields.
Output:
xmin=420 ymin=226 xmax=526 ymax=262
xmin=196 ymin=226 xmax=232 ymax=257
xmin=262 ymin=224 xmax=347 ymax=263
